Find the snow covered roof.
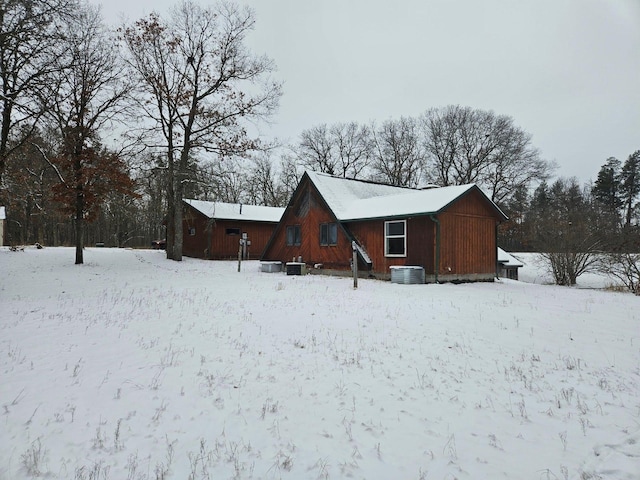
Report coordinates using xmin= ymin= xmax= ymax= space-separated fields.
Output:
xmin=497 ymin=247 xmax=523 ymax=267
xmin=184 ymin=199 xmax=284 ymax=223
xmin=0 ymin=206 xmax=5 ymax=220
xmin=305 ymin=171 xmax=506 ymax=221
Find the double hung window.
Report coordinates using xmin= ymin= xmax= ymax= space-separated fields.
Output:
xmin=320 ymin=223 xmax=338 ymax=246
xmin=286 ymin=225 xmax=301 ymax=246
xmin=385 ymin=220 xmax=406 ymax=257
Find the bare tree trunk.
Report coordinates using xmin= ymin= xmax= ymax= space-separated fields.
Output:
xmin=0 ymin=105 xmax=11 ymax=185
xmin=74 ymin=215 xmax=84 ymax=264
xmin=173 ymin=190 xmax=183 ymax=261
xmin=173 ymin=148 xmax=188 ymax=262
xmin=165 ymin=153 xmax=175 ymax=260
xmin=75 ymin=156 xmax=84 ymax=264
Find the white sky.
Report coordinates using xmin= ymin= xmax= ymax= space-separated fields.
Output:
xmin=95 ymin=0 xmax=640 ymax=184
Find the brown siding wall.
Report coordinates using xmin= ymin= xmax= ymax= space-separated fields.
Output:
xmin=261 ymin=183 xmax=352 ymax=268
xmin=437 ymin=190 xmax=498 ymax=276
xmin=182 ymin=209 xmax=209 ymax=258
xmin=407 ymin=217 xmax=436 ymax=271
xmin=182 ymin=206 xmax=277 ymax=260
xmin=262 ymin=181 xmax=502 ymax=281
xmin=347 ymin=216 xmax=435 ymax=274
xmin=446 ymin=189 xmax=500 ymax=217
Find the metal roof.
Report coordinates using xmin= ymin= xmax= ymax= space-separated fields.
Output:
xmin=184 ymin=199 xmax=284 ymax=223
xmin=497 ymin=248 xmax=524 ymax=267
xmin=305 ymin=171 xmax=507 ymax=221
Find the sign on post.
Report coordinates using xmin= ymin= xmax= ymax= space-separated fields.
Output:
xmin=238 ymin=233 xmax=251 ymax=272
xmin=352 ymin=241 xmax=358 ymax=289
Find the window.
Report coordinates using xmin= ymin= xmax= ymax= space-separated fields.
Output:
xmin=188 ymin=227 xmax=196 ymax=236
xmin=226 ymin=228 xmax=241 ymax=235
xmin=286 ymin=225 xmax=301 ymax=246
xmin=320 ymin=223 xmax=338 ymax=246
xmin=385 ymin=220 xmax=406 ymax=257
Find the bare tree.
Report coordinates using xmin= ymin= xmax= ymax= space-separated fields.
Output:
xmin=245 ymin=152 xmax=288 ymax=206
xmin=598 ymin=212 xmax=640 ymax=295
xmin=421 ymin=105 xmax=550 ymax=203
xmin=122 ymin=0 xmax=281 ymax=261
xmin=0 ymin=0 xmax=75 ymax=185
xmin=297 ymin=124 xmax=335 ymax=175
xmin=483 ymin=127 xmax=550 ymax=205
xmin=43 ymin=3 xmax=133 ymax=264
xmin=296 ymin=121 xmax=372 ymax=179
xmin=278 ymin=151 xmax=302 ymax=201
xmin=370 ymin=116 xmax=423 ymax=187
xmin=137 ymin=153 xmax=169 ymax=242
xmin=201 ymin=156 xmax=246 ymax=203
xmin=331 ymin=122 xmax=371 ymax=178
xmin=600 ymin=251 xmax=640 ymax=295
xmin=3 ymin=127 xmax=60 ymax=245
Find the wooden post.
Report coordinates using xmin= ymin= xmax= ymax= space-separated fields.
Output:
xmin=352 ymin=241 xmax=358 ymax=289
xmin=237 ymin=240 xmax=242 ymax=272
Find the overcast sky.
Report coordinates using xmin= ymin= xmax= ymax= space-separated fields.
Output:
xmin=94 ymin=0 xmax=640 ymax=184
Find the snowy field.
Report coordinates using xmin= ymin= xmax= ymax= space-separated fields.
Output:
xmin=1 ymin=247 xmax=639 ymax=480
xmin=514 ymin=253 xmax=625 ymax=291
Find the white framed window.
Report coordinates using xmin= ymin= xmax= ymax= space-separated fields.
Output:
xmin=188 ymin=227 xmax=196 ymax=236
xmin=384 ymin=220 xmax=406 ymax=257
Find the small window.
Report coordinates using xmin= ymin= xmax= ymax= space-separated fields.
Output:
xmin=385 ymin=220 xmax=406 ymax=257
xmin=226 ymin=228 xmax=241 ymax=235
xmin=286 ymin=225 xmax=301 ymax=246
xmin=320 ymin=223 xmax=338 ymax=246
xmin=188 ymin=227 xmax=196 ymax=236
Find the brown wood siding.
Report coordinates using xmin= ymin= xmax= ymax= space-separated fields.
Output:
xmin=446 ymin=189 xmax=501 ymax=217
xmin=346 ymin=216 xmax=435 ymax=274
xmin=263 ymin=180 xmax=503 ymax=279
xmin=262 ymin=180 xmax=352 ymax=268
xmin=182 ymin=205 xmax=277 ymax=260
xmin=439 ymin=213 xmax=496 ymax=275
xmin=182 ymin=209 xmax=210 ymax=258
xmin=407 ymin=217 xmax=435 ymax=270
xmin=437 ymin=190 xmax=499 ymax=275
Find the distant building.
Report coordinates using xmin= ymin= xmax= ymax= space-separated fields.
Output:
xmin=497 ymin=248 xmax=523 ymax=280
xmin=182 ymin=199 xmax=284 ymax=260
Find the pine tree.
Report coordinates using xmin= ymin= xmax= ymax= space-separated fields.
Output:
xmin=530 ymin=179 xmax=599 ymax=285
xmin=592 ymin=157 xmax=622 ymax=219
xmin=620 ymin=151 xmax=640 ymax=226
xmin=498 ymin=184 xmax=530 ymax=250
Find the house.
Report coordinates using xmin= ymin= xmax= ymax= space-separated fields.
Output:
xmin=497 ymin=247 xmax=523 ymax=280
xmin=0 ymin=206 xmax=5 ymax=246
xmin=182 ymin=199 xmax=284 ymax=260
xmin=261 ymin=171 xmax=508 ymax=282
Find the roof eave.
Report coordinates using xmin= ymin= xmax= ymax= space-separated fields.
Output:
xmin=340 ymin=211 xmax=439 ymax=223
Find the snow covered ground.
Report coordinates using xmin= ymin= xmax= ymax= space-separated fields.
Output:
xmin=1 ymin=247 xmax=638 ymax=480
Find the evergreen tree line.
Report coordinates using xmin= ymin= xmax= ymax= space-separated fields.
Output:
xmin=499 ymin=151 xmax=640 ymax=290
xmin=500 ymin=151 xmax=640 ymax=252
